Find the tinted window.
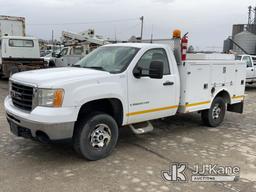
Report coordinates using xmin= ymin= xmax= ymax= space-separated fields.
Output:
xmin=136 ymin=48 xmax=170 ymax=75
xmin=242 ymin=56 xmax=253 ymax=68
xmin=59 ymin=48 xmax=69 ymax=57
xmin=9 ymin=39 xmax=34 ymax=47
xmin=252 ymin=57 xmax=256 ymax=66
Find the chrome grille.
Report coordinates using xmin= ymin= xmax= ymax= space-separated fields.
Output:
xmin=11 ymin=82 xmax=34 ymax=111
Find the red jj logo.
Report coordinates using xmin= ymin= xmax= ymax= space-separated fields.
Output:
xmin=161 ymin=163 xmax=187 ymax=182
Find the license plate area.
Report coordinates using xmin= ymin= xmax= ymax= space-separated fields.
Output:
xmin=10 ymin=121 xmax=19 ymax=136
xmin=8 ymin=120 xmax=32 ymax=138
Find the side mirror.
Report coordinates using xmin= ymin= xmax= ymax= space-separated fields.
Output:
xmin=133 ymin=66 xmax=142 ymax=78
xmin=149 ymin=61 xmax=163 ymax=79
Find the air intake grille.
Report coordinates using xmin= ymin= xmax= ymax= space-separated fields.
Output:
xmin=11 ymin=82 xmax=34 ymax=111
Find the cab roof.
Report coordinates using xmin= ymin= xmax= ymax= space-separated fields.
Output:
xmin=104 ymin=43 xmax=170 ymax=49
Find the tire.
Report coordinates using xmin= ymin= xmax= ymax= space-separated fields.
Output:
xmin=201 ymin=97 xmax=226 ymax=127
xmin=73 ymin=112 xmax=119 ymax=161
xmin=49 ymin=61 xmax=55 ymax=68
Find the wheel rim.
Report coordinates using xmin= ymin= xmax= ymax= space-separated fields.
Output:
xmin=212 ymin=104 xmax=222 ymax=120
xmin=90 ymin=124 xmax=112 ymax=149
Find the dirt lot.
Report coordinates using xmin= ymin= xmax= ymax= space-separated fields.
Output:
xmin=0 ymin=79 xmax=256 ymax=192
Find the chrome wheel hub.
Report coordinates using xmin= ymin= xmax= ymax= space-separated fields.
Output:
xmin=90 ymin=124 xmax=111 ymax=149
xmin=212 ymin=104 xmax=222 ymax=119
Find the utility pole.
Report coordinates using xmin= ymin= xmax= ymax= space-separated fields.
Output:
xmin=114 ymin=26 xmax=117 ymax=42
xmin=52 ymin=30 xmax=55 ymax=54
xmin=254 ymin=6 xmax=256 ymax=24
xmin=248 ymin=6 xmax=252 ymax=24
xmin=140 ymin=16 xmax=144 ymax=41
xmin=150 ymin=25 xmax=154 ymax=43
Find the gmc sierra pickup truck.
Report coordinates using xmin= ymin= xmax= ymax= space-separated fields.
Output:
xmin=5 ymin=41 xmax=246 ymax=160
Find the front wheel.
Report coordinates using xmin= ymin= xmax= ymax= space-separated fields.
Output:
xmin=73 ymin=113 xmax=119 ymax=161
xmin=201 ymin=97 xmax=226 ymax=127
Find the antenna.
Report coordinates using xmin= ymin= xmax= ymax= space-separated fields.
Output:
xmin=150 ymin=25 xmax=154 ymax=43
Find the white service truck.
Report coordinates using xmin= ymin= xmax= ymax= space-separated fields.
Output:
xmin=5 ymin=36 xmax=246 ymax=160
xmin=236 ymin=55 xmax=256 ymax=84
xmin=0 ymin=15 xmax=45 ymax=78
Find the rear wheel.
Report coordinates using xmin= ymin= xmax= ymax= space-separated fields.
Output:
xmin=49 ymin=61 xmax=55 ymax=68
xmin=201 ymin=97 xmax=226 ymax=127
xmin=73 ymin=112 xmax=119 ymax=161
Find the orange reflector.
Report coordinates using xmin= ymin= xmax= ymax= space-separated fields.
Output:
xmin=53 ymin=89 xmax=64 ymax=107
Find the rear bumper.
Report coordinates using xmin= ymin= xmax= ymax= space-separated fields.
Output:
xmin=1 ymin=58 xmax=46 ymax=78
xmin=4 ymin=96 xmax=77 ymax=140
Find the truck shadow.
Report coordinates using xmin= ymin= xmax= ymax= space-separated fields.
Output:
xmin=10 ymin=113 xmax=205 ymax=164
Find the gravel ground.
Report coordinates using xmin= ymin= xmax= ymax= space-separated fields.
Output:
xmin=0 ymin=79 xmax=256 ymax=192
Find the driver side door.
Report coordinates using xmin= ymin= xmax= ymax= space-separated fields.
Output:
xmin=127 ymin=48 xmax=178 ymax=124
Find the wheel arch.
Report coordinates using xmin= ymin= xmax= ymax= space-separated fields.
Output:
xmin=213 ymin=89 xmax=231 ymax=104
xmin=76 ymin=98 xmax=124 ymax=127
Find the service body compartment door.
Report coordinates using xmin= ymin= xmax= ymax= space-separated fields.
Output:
xmin=184 ymin=63 xmax=211 ymax=112
xmin=127 ymin=48 xmax=178 ymax=124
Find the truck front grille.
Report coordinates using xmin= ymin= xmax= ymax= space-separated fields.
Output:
xmin=11 ymin=82 xmax=34 ymax=111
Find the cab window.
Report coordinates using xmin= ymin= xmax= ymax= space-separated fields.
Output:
xmin=135 ymin=48 xmax=170 ymax=76
xmin=58 ymin=48 xmax=68 ymax=57
xmin=9 ymin=39 xmax=34 ymax=47
xmin=252 ymin=57 xmax=256 ymax=66
xmin=242 ymin=56 xmax=253 ymax=68
xmin=73 ymin=47 xmax=83 ymax=55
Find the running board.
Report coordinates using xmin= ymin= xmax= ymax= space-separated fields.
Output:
xmin=129 ymin=121 xmax=154 ymax=135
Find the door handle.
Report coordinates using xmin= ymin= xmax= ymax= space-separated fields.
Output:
xmin=163 ymin=81 xmax=174 ymax=86
xmin=251 ymin=69 xmax=254 ymax=71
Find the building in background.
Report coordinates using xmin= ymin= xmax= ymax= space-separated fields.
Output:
xmin=223 ymin=6 xmax=256 ymax=55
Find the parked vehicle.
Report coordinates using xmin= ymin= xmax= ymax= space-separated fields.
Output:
xmin=49 ymin=30 xmax=109 ymax=67
xmin=0 ymin=15 xmax=45 ymax=78
xmin=54 ymin=46 xmax=87 ymax=67
xmin=236 ymin=55 xmax=256 ymax=84
xmin=4 ymin=32 xmax=246 ymax=160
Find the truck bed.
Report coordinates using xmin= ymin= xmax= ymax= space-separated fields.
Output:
xmin=178 ymin=54 xmax=246 ymax=113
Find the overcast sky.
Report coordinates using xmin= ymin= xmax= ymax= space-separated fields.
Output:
xmin=1 ymin=0 xmax=255 ymax=50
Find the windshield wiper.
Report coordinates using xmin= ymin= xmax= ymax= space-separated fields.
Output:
xmin=84 ymin=66 xmax=106 ymax=71
xmin=72 ymin=64 xmax=81 ymax=68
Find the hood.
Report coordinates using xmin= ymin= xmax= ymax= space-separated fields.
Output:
xmin=11 ymin=67 xmax=110 ymax=87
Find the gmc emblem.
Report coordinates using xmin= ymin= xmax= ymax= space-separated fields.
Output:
xmin=11 ymin=90 xmax=22 ymax=100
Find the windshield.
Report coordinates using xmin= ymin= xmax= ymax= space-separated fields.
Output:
xmin=75 ymin=46 xmax=140 ymax=73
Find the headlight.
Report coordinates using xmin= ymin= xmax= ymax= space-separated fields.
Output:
xmin=37 ymin=89 xmax=64 ymax=108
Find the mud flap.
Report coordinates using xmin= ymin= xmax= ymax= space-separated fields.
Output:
xmin=227 ymin=101 xmax=244 ymax=114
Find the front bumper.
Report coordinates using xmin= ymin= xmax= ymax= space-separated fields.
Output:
xmin=4 ymin=96 xmax=77 ymax=140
